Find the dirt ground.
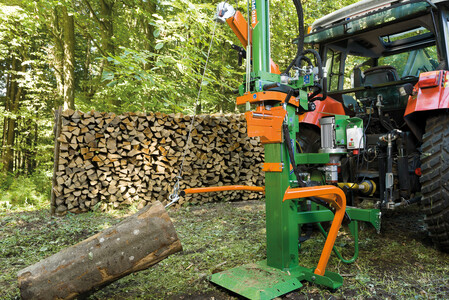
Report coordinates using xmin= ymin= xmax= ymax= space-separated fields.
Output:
xmin=1 ymin=200 xmax=449 ymax=299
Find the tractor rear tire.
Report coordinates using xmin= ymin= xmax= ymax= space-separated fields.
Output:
xmin=296 ymin=124 xmax=320 ymax=154
xmin=420 ymin=114 xmax=449 ymax=252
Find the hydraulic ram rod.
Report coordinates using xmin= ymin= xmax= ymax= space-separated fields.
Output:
xmin=181 ymin=185 xmax=265 ymax=195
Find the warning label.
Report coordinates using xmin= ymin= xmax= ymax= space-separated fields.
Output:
xmin=251 ymin=0 xmax=258 ymax=28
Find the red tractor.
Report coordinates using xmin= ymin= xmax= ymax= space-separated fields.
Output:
xmin=301 ymin=0 xmax=449 ymax=251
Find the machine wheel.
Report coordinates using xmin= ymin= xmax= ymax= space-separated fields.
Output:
xmin=420 ymin=114 xmax=449 ymax=252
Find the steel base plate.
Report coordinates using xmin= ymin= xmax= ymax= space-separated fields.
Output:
xmin=209 ymin=260 xmax=343 ymax=300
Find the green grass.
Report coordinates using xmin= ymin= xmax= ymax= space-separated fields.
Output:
xmin=1 ymin=200 xmax=449 ymax=299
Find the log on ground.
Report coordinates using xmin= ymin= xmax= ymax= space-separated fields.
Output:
xmin=17 ymin=201 xmax=182 ymax=300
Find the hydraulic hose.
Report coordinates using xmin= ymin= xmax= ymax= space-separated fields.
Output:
xmin=282 ymin=122 xmax=343 ymax=213
xmin=307 ymin=82 xmax=323 ymax=100
xmin=299 ymin=55 xmax=313 ymax=68
xmin=302 ymin=49 xmax=327 ymax=101
xmin=300 ymin=49 xmax=323 ymax=78
xmin=282 ymin=2 xmax=327 ymax=101
xmin=282 ymin=119 xmax=351 ymax=222
xmin=308 ymin=78 xmax=327 ymax=102
xmin=284 ymin=0 xmax=304 ymax=75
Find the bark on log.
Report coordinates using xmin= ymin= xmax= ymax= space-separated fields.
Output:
xmin=17 ymin=201 xmax=182 ymax=300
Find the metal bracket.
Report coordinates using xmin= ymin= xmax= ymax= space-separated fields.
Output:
xmin=262 ymin=162 xmax=283 ymax=172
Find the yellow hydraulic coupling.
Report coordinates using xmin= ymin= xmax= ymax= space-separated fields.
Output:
xmin=337 ymin=180 xmax=376 ymax=196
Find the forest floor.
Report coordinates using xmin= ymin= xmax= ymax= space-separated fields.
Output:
xmin=1 ymin=200 xmax=449 ymax=299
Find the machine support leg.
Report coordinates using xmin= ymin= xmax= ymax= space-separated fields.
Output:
xmin=283 ymin=185 xmax=346 ymax=276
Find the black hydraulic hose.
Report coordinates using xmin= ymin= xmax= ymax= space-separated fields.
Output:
xmin=301 ymin=49 xmax=327 ymax=101
xmin=406 ymin=196 xmax=422 ymax=205
xmin=308 ymin=83 xmax=322 ymax=100
xmin=379 ymin=113 xmax=395 ymax=131
xmin=282 ymin=123 xmax=305 ymax=187
xmin=321 ymin=77 xmax=328 ymax=99
xmin=263 ymin=82 xmax=281 ymax=91
xmin=282 ymin=117 xmax=351 ymax=222
xmin=282 ymin=122 xmax=347 ymax=218
xmin=310 ymin=77 xmax=327 ymax=101
xmin=308 ymin=79 xmax=328 ymax=102
xmin=299 ymin=56 xmax=313 ymax=67
xmin=281 ymin=2 xmax=328 ymax=101
xmin=284 ymin=0 xmax=304 ymax=75
xmin=283 ymin=89 xmax=294 ymax=105
xmin=300 ymin=49 xmax=323 ymax=78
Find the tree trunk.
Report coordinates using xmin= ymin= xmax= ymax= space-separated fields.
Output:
xmin=83 ymin=34 xmax=91 ymax=92
xmin=99 ymin=0 xmax=114 ymax=72
xmin=28 ymin=113 xmax=38 ymax=173
xmin=142 ymin=0 xmax=156 ymax=69
xmin=99 ymin=0 xmax=120 ymax=109
xmin=2 ymin=67 xmax=11 ymax=159
xmin=62 ymin=6 xmax=75 ymax=110
xmin=17 ymin=201 xmax=182 ymax=300
xmin=3 ymin=56 xmax=21 ymax=173
xmin=52 ymin=6 xmax=64 ymax=107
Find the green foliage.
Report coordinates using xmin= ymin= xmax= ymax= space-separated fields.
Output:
xmin=0 ymin=0 xmax=364 ymax=186
xmin=89 ymin=0 xmax=243 ymax=114
xmin=0 ymin=3 xmax=56 ymax=175
xmin=0 ymin=170 xmax=52 ymax=209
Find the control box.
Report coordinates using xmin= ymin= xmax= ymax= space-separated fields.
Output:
xmin=347 ymin=127 xmax=364 ymax=149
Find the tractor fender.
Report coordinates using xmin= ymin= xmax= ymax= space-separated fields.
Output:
xmin=299 ymin=96 xmax=346 ymax=127
xmin=404 ymin=70 xmax=449 ymax=141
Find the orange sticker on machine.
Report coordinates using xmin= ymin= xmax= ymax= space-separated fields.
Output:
xmin=262 ymin=163 xmax=283 ymax=172
xmin=251 ymin=0 xmax=258 ymax=28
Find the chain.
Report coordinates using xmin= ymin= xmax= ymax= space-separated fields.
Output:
xmin=166 ymin=176 xmax=181 ymax=208
xmin=166 ymin=21 xmax=218 ymax=209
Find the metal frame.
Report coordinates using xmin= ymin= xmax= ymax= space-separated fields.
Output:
xmin=208 ymin=0 xmax=383 ymax=298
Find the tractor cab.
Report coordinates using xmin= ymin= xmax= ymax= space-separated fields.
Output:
xmin=305 ymin=0 xmax=449 ymax=128
xmin=299 ymin=0 xmax=449 ymax=254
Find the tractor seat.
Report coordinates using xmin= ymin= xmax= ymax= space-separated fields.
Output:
xmin=363 ymin=65 xmax=399 ymax=86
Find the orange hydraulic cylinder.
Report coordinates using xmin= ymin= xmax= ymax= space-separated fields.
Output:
xmin=283 ymin=185 xmax=346 ymax=276
xmin=183 ymin=185 xmax=265 ymax=194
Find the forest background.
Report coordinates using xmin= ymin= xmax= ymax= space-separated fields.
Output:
xmin=0 ymin=0 xmax=356 ymax=208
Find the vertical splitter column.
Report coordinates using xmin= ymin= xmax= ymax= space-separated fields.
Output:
xmin=251 ymin=0 xmax=270 ymax=74
xmin=264 ymin=106 xmax=300 ymax=270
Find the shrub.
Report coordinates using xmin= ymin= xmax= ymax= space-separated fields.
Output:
xmin=0 ymin=170 xmax=51 ymax=209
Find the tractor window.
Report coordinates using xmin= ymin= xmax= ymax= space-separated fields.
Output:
xmin=381 ymin=27 xmax=431 ymax=44
xmin=326 ymin=49 xmax=342 ymax=91
xmin=378 ymin=45 xmax=438 ymax=77
xmin=344 ymin=55 xmax=370 ymax=89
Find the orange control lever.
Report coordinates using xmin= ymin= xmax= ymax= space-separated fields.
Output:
xmin=183 ymin=185 xmax=265 ymax=195
xmin=226 ymin=11 xmax=280 ymax=74
xmin=283 ymin=185 xmax=346 ymax=276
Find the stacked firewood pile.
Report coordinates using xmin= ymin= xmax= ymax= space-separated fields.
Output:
xmin=52 ymin=109 xmax=265 ymax=214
